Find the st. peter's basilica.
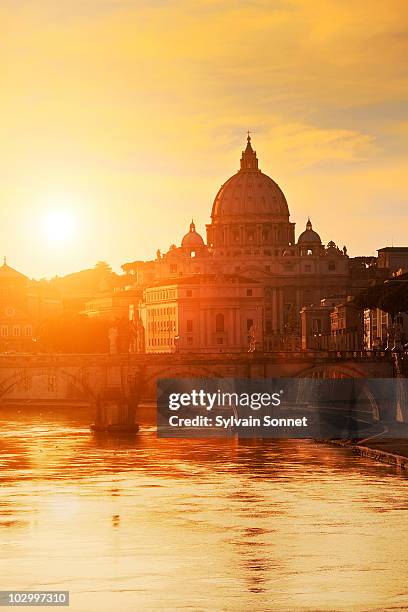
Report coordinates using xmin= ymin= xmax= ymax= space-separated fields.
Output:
xmin=122 ymin=135 xmax=366 ymax=353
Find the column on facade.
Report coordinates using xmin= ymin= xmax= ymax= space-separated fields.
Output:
xmin=272 ymin=290 xmax=278 ymax=332
xmin=256 ymin=224 xmax=261 ymax=245
xmin=233 ymin=307 xmax=238 ymax=347
xmin=200 ymin=308 xmax=207 ymax=348
xmin=228 ymin=309 xmax=234 ymax=349
xmin=206 ymin=309 xmax=212 ymax=349
xmin=279 ymin=290 xmax=284 ymax=332
xmin=295 ymin=289 xmax=301 ymax=332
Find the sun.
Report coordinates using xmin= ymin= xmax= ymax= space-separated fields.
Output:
xmin=43 ymin=210 xmax=76 ymax=242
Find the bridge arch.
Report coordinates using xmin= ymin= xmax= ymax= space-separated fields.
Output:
xmin=295 ymin=366 xmax=381 ymax=423
xmin=0 ymin=367 xmax=97 ymax=404
xmin=296 ymin=363 xmax=368 ymax=379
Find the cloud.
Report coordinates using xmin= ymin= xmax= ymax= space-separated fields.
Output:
xmin=0 ymin=0 xmax=407 ymax=276
xmin=0 ymin=1 xmax=149 ymax=21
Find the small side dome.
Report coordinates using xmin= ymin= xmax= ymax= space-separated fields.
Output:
xmin=0 ymin=257 xmax=28 ymax=280
xmin=297 ymin=218 xmax=321 ymax=245
xmin=181 ymin=220 xmax=205 ymax=248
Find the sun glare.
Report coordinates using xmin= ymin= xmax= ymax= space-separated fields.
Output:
xmin=43 ymin=210 xmax=76 ymax=243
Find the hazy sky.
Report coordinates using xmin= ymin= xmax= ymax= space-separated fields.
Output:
xmin=1 ymin=0 xmax=407 ymax=278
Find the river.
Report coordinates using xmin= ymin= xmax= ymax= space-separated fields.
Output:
xmin=0 ymin=406 xmax=407 ymax=611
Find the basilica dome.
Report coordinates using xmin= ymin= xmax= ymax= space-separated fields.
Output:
xmin=297 ymin=219 xmax=321 ymax=245
xmin=181 ymin=221 xmax=205 ymax=248
xmin=211 ymin=135 xmax=289 ymax=220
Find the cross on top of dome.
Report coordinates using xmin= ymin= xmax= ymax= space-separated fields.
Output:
xmin=240 ymin=132 xmax=259 ymax=171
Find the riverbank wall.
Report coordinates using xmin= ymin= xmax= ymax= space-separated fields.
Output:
xmin=327 ymin=439 xmax=408 ymax=472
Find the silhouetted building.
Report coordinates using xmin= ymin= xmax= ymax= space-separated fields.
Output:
xmin=0 ymin=259 xmax=61 ymax=352
xmin=83 ymin=288 xmax=141 ymax=322
xmin=363 ymin=308 xmax=408 ymax=351
xmin=377 ymin=247 xmax=408 ymax=274
xmin=330 ymin=300 xmax=363 ymax=351
xmin=301 ymin=297 xmax=363 ymax=352
xmin=125 ymin=136 xmax=358 ymax=353
xmin=140 ymin=274 xmax=263 ymax=353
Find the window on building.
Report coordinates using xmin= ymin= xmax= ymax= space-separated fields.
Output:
xmin=246 ymin=289 xmax=253 ymax=296
xmin=13 ymin=326 xmax=20 ymax=336
xmin=216 ymin=337 xmax=224 ymax=345
xmin=265 ymin=265 xmax=271 ymax=273
xmin=312 ymin=319 xmax=322 ymax=332
xmin=170 ymin=264 xmax=177 ymax=273
xmin=247 ymin=231 xmax=255 ymax=241
xmin=186 ymin=290 xmax=193 ymax=297
xmin=233 ymin=231 xmax=239 ymax=242
xmin=262 ymin=230 xmax=269 ymax=241
xmin=187 ymin=319 xmax=193 ymax=332
xmin=1 ymin=326 xmax=8 ymax=337
xmin=328 ymin=261 xmax=336 ymax=271
xmin=187 ymin=337 xmax=193 ymax=345
xmin=266 ymin=320 xmax=272 ymax=333
xmin=304 ymin=290 xmax=312 ymax=305
xmin=215 ymin=313 xmax=225 ymax=332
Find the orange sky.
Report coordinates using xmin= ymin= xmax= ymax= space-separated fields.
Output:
xmin=1 ymin=0 xmax=407 ymax=278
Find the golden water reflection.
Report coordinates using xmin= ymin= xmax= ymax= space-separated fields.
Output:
xmin=0 ymin=406 xmax=407 ymax=611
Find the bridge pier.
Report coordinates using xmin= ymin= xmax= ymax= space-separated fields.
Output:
xmin=92 ymin=387 xmax=139 ymax=433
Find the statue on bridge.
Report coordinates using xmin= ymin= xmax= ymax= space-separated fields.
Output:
xmin=248 ymin=325 xmax=257 ymax=353
xmin=108 ymin=326 xmax=119 ymax=355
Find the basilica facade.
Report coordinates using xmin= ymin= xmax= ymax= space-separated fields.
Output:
xmin=123 ymin=135 xmax=351 ymax=353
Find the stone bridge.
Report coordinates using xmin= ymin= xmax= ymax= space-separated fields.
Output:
xmin=0 ymin=351 xmax=394 ymax=406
